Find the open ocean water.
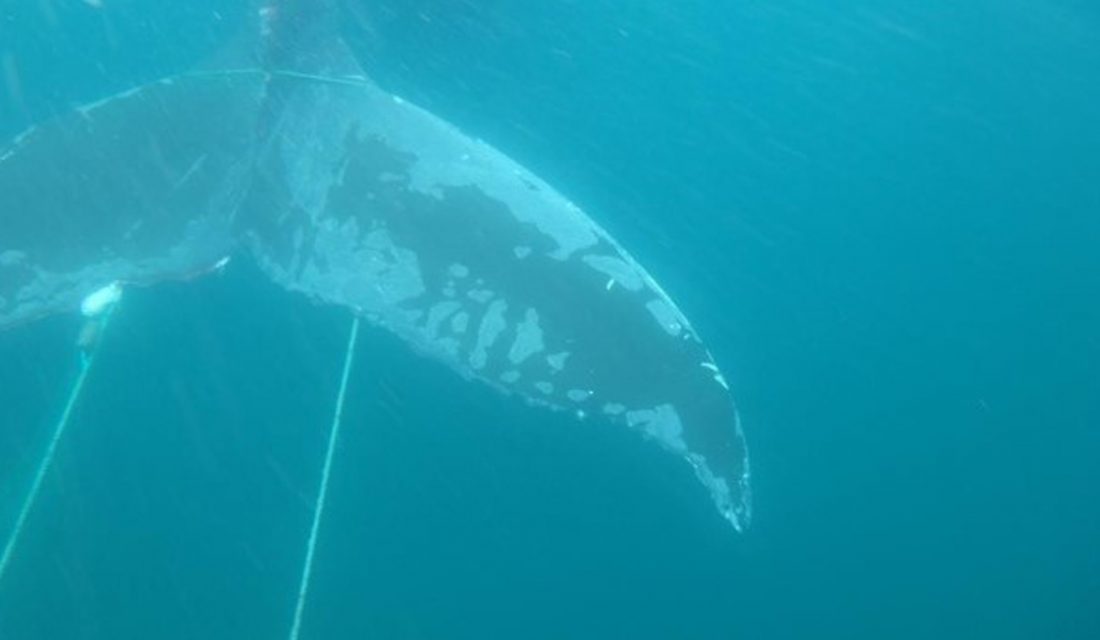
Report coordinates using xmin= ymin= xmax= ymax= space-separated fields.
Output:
xmin=1 ymin=1 xmax=1098 ymax=638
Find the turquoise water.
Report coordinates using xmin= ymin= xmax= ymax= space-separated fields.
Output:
xmin=2 ymin=1 xmax=1099 ymax=637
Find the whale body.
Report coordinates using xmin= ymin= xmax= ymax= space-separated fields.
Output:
xmin=0 ymin=18 xmax=750 ymax=530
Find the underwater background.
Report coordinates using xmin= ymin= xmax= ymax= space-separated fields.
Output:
xmin=1 ymin=0 xmax=1098 ymax=638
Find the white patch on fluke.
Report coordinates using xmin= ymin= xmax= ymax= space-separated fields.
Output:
xmin=626 ymin=404 xmax=687 ymax=453
xmin=584 ymin=255 xmax=643 ymax=291
xmin=645 ymin=298 xmax=684 ymax=336
xmin=80 ymin=281 xmax=122 ymax=317
xmin=507 ymin=308 xmax=544 ymax=365
xmin=701 ymin=362 xmax=729 ymax=389
xmin=470 ymin=299 xmax=508 ymax=370
xmin=567 ymin=389 xmax=593 ymax=402
xmin=546 ymin=351 xmax=570 ymax=372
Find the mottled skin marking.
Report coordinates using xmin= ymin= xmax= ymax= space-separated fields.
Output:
xmin=1 ymin=64 xmax=751 ymax=529
xmin=245 ymin=73 xmax=750 ymax=529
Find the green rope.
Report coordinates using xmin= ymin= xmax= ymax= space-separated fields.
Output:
xmin=0 ymin=304 xmax=118 ymax=585
xmin=289 ymin=316 xmax=361 ymax=640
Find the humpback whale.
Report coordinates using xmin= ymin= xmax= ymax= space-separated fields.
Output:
xmin=0 ymin=1 xmax=750 ymax=530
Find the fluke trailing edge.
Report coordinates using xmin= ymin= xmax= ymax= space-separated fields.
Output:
xmin=0 ymin=2 xmax=751 ymax=530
